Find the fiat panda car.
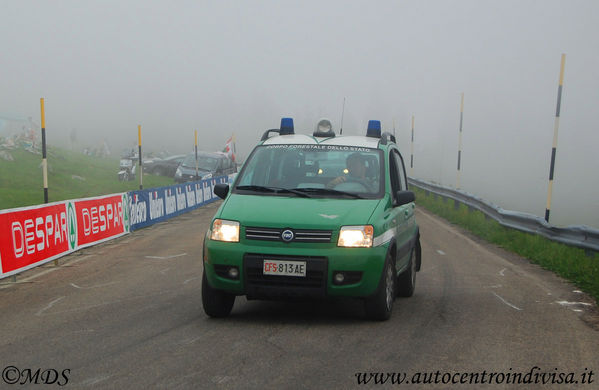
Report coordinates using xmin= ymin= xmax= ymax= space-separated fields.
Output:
xmin=202 ymin=118 xmax=421 ymax=321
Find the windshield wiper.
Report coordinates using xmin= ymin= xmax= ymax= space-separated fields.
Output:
xmin=289 ymin=187 xmax=364 ymax=199
xmin=236 ymin=185 xmax=311 ymax=198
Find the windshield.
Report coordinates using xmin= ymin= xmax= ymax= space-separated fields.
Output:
xmin=234 ymin=144 xmax=384 ymax=198
xmin=181 ymin=154 xmax=219 ymax=170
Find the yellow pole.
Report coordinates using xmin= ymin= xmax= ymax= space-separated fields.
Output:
xmin=456 ymin=93 xmax=464 ymax=189
xmin=232 ymin=133 xmax=236 ymax=163
xmin=195 ymin=130 xmax=199 ymax=180
xmin=545 ymin=54 xmax=566 ymax=222
xmin=138 ymin=125 xmax=143 ymax=190
xmin=40 ymin=98 xmax=48 ymax=203
xmin=410 ymin=115 xmax=415 ymax=177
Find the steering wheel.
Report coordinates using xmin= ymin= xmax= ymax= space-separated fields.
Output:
xmin=338 ymin=177 xmax=371 ymax=191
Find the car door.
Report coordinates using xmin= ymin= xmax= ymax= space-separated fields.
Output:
xmin=390 ymin=148 xmax=415 ymax=272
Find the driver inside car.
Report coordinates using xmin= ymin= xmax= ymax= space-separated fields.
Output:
xmin=327 ymin=152 xmax=372 ymax=190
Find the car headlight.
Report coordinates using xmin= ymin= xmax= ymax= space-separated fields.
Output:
xmin=337 ymin=225 xmax=373 ymax=248
xmin=210 ymin=219 xmax=240 ymax=242
xmin=175 ymin=167 xmax=182 ymax=177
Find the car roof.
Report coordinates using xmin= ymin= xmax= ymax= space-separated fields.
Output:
xmin=262 ymin=134 xmax=388 ymax=149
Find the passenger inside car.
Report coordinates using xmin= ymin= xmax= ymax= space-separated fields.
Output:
xmin=327 ymin=152 xmax=375 ymax=191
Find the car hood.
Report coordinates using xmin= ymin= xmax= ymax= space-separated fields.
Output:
xmin=218 ymin=194 xmax=381 ymax=230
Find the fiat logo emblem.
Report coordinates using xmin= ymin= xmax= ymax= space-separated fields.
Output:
xmin=281 ymin=229 xmax=294 ymax=242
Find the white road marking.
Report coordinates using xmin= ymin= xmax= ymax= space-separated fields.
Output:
xmin=436 ymin=250 xmax=446 ymax=255
xmin=573 ymin=290 xmax=583 ymax=294
xmin=70 ymin=282 xmax=117 ymax=290
xmin=183 ymin=276 xmax=201 ymax=285
xmin=0 ymin=280 xmax=35 ymax=287
xmin=160 ymin=268 xmax=171 ymax=275
xmin=179 ymin=336 xmax=202 ymax=345
xmin=211 ymin=376 xmax=235 ymax=384
xmin=418 ymin=210 xmax=515 ymax=264
xmin=36 ymin=296 xmax=65 ymax=316
xmin=492 ymin=292 xmax=523 ymax=311
xmin=418 ymin=209 xmax=559 ymax=297
xmin=37 ymin=290 xmax=171 ymax=316
xmin=556 ymin=301 xmax=592 ymax=307
xmin=499 ymin=268 xmax=506 ymax=276
xmin=145 ymin=253 xmax=187 ymax=260
xmin=80 ymin=374 xmax=112 ymax=386
xmin=1 ymin=255 xmax=96 ymax=289
xmin=484 ymin=284 xmax=502 ymax=289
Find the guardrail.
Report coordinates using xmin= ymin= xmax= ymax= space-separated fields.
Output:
xmin=408 ymin=178 xmax=599 ymax=253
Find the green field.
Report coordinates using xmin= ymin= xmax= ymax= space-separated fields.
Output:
xmin=0 ymin=146 xmax=174 ymax=210
xmin=411 ymin=186 xmax=599 ymax=304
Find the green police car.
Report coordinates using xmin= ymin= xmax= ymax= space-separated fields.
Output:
xmin=202 ymin=118 xmax=421 ymax=321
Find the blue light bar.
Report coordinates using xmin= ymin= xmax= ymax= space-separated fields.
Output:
xmin=366 ymin=120 xmax=381 ymax=138
xmin=280 ymin=117 xmax=294 ymax=135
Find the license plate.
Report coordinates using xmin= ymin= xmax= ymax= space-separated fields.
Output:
xmin=263 ymin=259 xmax=306 ymax=277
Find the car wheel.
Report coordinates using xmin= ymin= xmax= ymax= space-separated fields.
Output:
xmin=397 ymin=247 xmax=416 ymax=297
xmin=202 ymin=272 xmax=235 ymax=318
xmin=364 ymin=252 xmax=395 ymax=321
xmin=415 ymin=238 xmax=422 ymax=271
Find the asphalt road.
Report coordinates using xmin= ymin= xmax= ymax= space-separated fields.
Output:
xmin=1 ymin=202 xmax=597 ymax=389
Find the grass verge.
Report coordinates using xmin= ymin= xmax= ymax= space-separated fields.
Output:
xmin=0 ymin=146 xmax=174 ymax=210
xmin=411 ymin=186 xmax=599 ymax=304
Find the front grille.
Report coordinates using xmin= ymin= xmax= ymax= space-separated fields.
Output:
xmin=245 ymin=227 xmax=332 ymax=243
xmin=244 ymin=253 xmax=327 ymax=297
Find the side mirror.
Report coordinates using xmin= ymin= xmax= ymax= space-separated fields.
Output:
xmin=394 ymin=190 xmax=415 ymax=207
xmin=214 ymin=184 xmax=229 ymax=200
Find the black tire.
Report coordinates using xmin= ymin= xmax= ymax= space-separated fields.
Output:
xmin=397 ymin=247 xmax=416 ymax=297
xmin=364 ymin=253 xmax=395 ymax=321
xmin=415 ymin=238 xmax=422 ymax=271
xmin=202 ymin=272 xmax=235 ymax=318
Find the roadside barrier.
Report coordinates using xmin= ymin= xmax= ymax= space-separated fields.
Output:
xmin=128 ymin=176 xmax=230 ymax=231
xmin=0 ymin=174 xmax=235 ymax=280
xmin=408 ymin=177 xmax=599 ymax=253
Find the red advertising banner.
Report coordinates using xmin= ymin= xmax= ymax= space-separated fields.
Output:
xmin=1 ymin=193 xmax=129 ymax=279
xmin=74 ymin=194 xmax=128 ymax=247
xmin=0 ymin=202 xmax=71 ymax=274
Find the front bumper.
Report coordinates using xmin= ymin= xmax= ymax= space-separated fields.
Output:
xmin=203 ymin=237 xmax=388 ymax=298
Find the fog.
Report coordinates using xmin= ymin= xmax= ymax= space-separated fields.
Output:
xmin=1 ymin=0 xmax=598 ymax=228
